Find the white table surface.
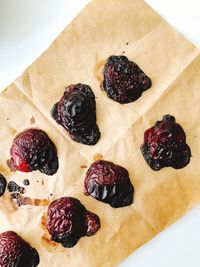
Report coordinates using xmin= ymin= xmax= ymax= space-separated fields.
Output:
xmin=0 ymin=1 xmax=200 ymax=266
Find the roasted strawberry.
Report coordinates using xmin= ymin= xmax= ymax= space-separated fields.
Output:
xmin=0 ymin=231 xmax=39 ymax=267
xmin=102 ymin=55 xmax=152 ymax=104
xmin=46 ymin=197 xmax=100 ymax=248
xmin=140 ymin=115 xmax=191 ymax=170
xmin=10 ymin=129 xmax=58 ymax=175
xmin=84 ymin=160 xmax=134 ymax=208
xmin=0 ymin=174 xmax=7 ymax=197
xmin=51 ymin=83 xmax=100 ymax=145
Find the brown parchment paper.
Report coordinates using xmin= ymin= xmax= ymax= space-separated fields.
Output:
xmin=1 ymin=0 xmax=200 ymax=266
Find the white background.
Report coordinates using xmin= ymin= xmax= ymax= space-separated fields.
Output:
xmin=0 ymin=1 xmax=200 ymax=266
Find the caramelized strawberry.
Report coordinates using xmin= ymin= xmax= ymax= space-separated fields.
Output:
xmin=46 ymin=197 xmax=100 ymax=248
xmin=10 ymin=129 xmax=58 ymax=175
xmin=102 ymin=55 xmax=152 ymax=104
xmin=0 ymin=231 xmax=39 ymax=267
xmin=51 ymin=83 xmax=100 ymax=145
xmin=84 ymin=160 xmax=134 ymax=208
xmin=140 ymin=115 xmax=191 ymax=170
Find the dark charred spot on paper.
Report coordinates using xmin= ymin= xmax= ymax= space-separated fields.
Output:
xmin=23 ymin=179 xmax=30 ymax=186
xmin=7 ymin=181 xmax=26 ymax=194
xmin=11 ymin=193 xmax=50 ymax=207
xmin=0 ymin=174 xmax=7 ymax=197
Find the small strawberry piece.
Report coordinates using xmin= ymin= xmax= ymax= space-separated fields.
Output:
xmin=102 ymin=55 xmax=152 ymax=104
xmin=84 ymin=160 xmax=134 ymax=208
xmin=140 ymin=115 xmax=191 ymax=170
xmin=0 ymin=231 xmax=39 ymax=267
xmin=51 ymin=83 xmax=100 ymax=145
xmin=10 ymin=129 xmax=58 ymax=175
xmin=46 ymin=197 xmax=100 ymax=248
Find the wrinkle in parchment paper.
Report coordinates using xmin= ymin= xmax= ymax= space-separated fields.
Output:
xmin=0 ymin=0 xmax=200 ymax=266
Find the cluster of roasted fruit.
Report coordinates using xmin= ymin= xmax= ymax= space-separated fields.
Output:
xmin=0 ymin=55 xmax=191 ymax=266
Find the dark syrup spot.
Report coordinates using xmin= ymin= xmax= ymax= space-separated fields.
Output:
xmin=0 ymin=174 xmax=7 ymax=197
xmin=7 ymin=181 xmax=25 ymax=194
xmin=23 ymin=179 xmax=30 ymax=186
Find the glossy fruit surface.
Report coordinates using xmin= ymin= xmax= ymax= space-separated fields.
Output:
xmin=84 ymin=160 xmax=134 ymax=208
xmin=102 ymin=55 xmax=152 ymax=104
xmin=0 ymin=231 xmax=39 ymax=267
xmin=10 ymin=129 xmax=58 ymax=175
xmin=0 ymin=174 xmax=7 ymax=197
xmin=51 ymin=84 xmax=100 ymax=145
xmin=140 ymin=115 xmax=191 ymax=170
xmin=46 ymin=197 xmax=100 ymax=248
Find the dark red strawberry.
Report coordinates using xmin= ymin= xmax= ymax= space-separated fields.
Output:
xmin=140 ymin=115 xmax=191 ymax=170
xmin=84 ymin=160 xmax=134 ymax=208
xmin=51 ymin=83 xmax=100 ymax=145
xmin=0 ymin=231 xmax=39 ymax=267
xmin=46 ymin=197 xmax=100 ymax=248
xmin=102 ymin=55 xmax=152 ymax=104
xmin=10 ymin=129 xmax=58 ymax=175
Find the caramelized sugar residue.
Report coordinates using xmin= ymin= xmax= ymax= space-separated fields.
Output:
xmin=0 ymin=164 xmax=11 ymax=176
xmin=10 ymin=128 xmax=18 ymax=136
xmin=93 ymin=153 xmax=103 ymax=161
xmin=6 ymin=159 xmax=16 ymax=172
xmin=93 ymin=59 xmax=106 ymax=83
xmin=11 ymin=193 xmax=50 ymax=207
xmin=80 ymin=165 xmax=87 ymax=169
xmin=40 ymin=213 xmax=65 ymax=253
xmin=40 ymin=213 xmax=47 ymax=231
xmin=0 ymin=192 xmax=18 ymax=213
xmin=7 ymin=181 xmax=26 ymax=194
xmin=30 ymin=116 xmax=35 ymax=124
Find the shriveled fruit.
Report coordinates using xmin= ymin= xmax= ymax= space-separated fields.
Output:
xmin=0 ymin=231 xmax=39 ymax=267
xmin=46 ymin=197 xmax=100 ymax=248
xmin=84 ymin=160 xmax=134 ymax=208
xmin=0 ymin=174 xmax=7 ymax=197
xmin=51 ymin=83 xmax=100 ymax=145
xmin=10 ymin=129 xmax=58 ymax=175
xmin=102 ymin=55 xmax=152 ymax=104
xmin=140 ymin=115 xmax=191 ymax=170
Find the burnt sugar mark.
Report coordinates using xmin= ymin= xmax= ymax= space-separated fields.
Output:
xmin=11 ymin=193 xmax=50 ymax=207
xmin=7 ymin=181 xmax=26 ymax=194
